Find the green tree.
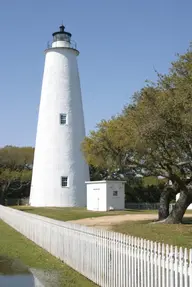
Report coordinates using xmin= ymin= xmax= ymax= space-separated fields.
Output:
xmin=82 ymin=45 xmax=192 ymax=224
xmin=89 ymin=165 xmax=109 ymax=181
xmin=82 ymin=116 xmax=136 ymax=179
xmin=0 ymin=146 xmax=34 ymax=204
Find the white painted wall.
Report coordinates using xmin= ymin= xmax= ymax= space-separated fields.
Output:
xmin=52 ymin=41 xmax=71 ymax=48
xmin=86 ymin=182 xmax=106 ymax=211
xmin=86 ymin=181 xmax=125 ymax=211
xmin=30 ymin=34 xmax=89 ymax=207
xmin=107 ymin=181 xmax=125 ymax=210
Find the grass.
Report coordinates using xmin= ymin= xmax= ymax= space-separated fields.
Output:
xmin=0 ymin=220 xmax=97 ymax=286
xmin=12 ymin=206 xmax=157 ymax=221
xmin=112 ymin=217 xmax=192 ymax=249
xmin=10 ymin=206 xmax=192 ymax=249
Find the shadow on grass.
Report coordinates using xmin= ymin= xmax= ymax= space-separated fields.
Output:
xmin=182 ymin=217 xmax=192 ymax=224
xmin=125 ymin=209 xmax=156 ymax=213
xmin=148 ymin=217 xmax=192 ymax=225
xmin=16 ymin=208 xmax=34 ymax=212
xmin=147 ymin=217 xmax=192 ymax=225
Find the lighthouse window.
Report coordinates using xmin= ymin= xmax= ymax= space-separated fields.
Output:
xmin=60 ymin=113 xmax=67 ymax=125
xmin=61 ymin=176 xmax=68 ymax=187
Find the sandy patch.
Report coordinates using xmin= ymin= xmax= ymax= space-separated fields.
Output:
xmin=68 ymin=214 xmax=158 ymax=230
xmin=69 ymin=213 xmax=192 ymax=230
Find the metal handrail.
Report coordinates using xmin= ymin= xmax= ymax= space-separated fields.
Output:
xmin=46 ymin=39 xmax=77 ymax=50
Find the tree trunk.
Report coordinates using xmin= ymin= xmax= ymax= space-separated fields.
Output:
xmin=162 ymin=190 xmax=192 ymax=224
xmin=0 ymin=192 xmax=6 ymax=205
xmin=158 ymin=186 xmax=179 ymax=221
xmin=0 ymin=188 xmax=6 ymax=205
xmin=158 ymin=189 xmax=171 ymax=220
xmin=0 ymin=182 xmax=10 ymax=205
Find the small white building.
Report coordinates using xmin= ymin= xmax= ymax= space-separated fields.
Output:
xmin=86 ymin=180 xmax=126 ymax=211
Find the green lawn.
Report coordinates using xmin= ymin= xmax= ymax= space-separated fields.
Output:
xmin=0 ymin=220 xmax=97 ymax=286
xmin=10 ymin=206 xmax=192 ymax=249
xmin=12 ymin=206 xmax=157 ymax=221
xmin=112 ymin=217 xmax=192 ymax=249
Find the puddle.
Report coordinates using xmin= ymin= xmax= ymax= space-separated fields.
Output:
xmin=0 ymin=255 xmax=61 ymax=286
xmin=0 ymin=274 xmax=36 ymax=287
xmin=0 ymin=255 xmax=35 ymax=286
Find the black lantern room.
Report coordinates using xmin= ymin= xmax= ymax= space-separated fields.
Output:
xmin=52 ymin=25 xmax=72 ymax=43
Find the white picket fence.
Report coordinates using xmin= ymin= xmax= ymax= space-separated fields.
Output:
xmin=0 ymin=205 xmax=192 ymax=287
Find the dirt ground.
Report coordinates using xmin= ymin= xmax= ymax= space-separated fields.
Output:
xmin=69 ymin=213 xmax=192 ymax=230
xmin=69 ymin=214 xmax=158 ymax=230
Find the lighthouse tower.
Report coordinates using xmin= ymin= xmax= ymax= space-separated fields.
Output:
xmin=30 ymin=25 xmax=90 ymax=207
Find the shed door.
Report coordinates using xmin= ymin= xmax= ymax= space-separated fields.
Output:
xmin=93 ymin=189 xmax=100 ymax=211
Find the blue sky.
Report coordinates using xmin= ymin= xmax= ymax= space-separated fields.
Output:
xmin=0 ymin=0 xmax=191 ymax=147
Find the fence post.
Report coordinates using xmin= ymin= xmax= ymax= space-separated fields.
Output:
xmin=0 ymin=205 xmax=191 ymax=287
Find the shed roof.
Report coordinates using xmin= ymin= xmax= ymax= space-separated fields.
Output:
xmin=85 ymin=180 xmax=126 ymax=184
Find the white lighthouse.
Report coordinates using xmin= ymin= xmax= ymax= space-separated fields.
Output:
xmin=30 ymin=25 xmax=90 ymax=207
